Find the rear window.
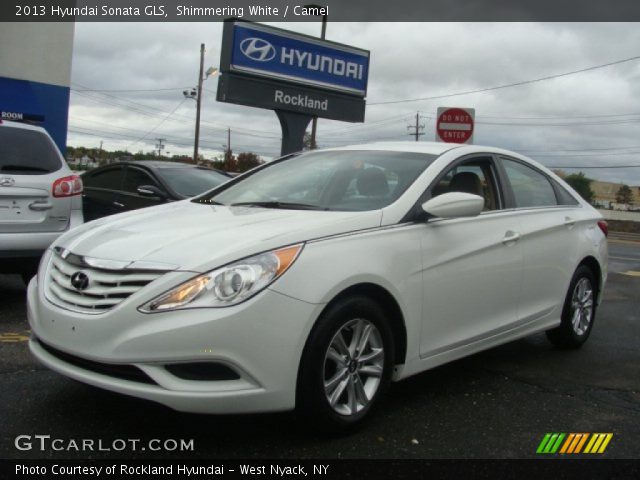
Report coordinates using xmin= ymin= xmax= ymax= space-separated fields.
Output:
xmin=0 ymin=127 xmax=62 ymax=174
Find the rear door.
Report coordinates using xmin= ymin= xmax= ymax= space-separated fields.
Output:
xmin=0 ymin=126 xmax=70 ymax=233
xmin=81 ymin=165 xmax=125 ymax=221
xmin=498 ymin=156 xmax=580 ymax=323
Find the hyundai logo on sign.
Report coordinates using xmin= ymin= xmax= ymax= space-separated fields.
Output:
xmin=226 ymin=21 xmax=370 ymax=97
xmin=240 ymin=38 xmax=277 ymax=62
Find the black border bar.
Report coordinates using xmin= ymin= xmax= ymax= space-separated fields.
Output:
xmin=4 ymin=0 xmax=640 ymax=22
xmin=3 ymin=459 xmax=640 ymax=480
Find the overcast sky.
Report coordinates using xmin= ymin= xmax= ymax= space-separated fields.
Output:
xmin=68 ymin=22 xmax=640 ymax=184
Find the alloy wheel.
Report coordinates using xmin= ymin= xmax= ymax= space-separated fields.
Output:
xmin=571 ymin=277 xmax=594 ymax=336
xmin=323 ymin=318 xmax=384 ymax=416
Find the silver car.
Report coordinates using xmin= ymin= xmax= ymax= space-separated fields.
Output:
xmin=0 ymin=120 xmax=83 ymax=283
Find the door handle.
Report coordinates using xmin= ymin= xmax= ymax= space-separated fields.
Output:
xmin=564 ymin=216 xmax=576 ymax=228
xmin=502 ymin=230 xmax=521 ymax=245
xmin=113 ymin=201 xmax=125 ymax=208
xmin=28 ymin=201 xmax=53 ymax=211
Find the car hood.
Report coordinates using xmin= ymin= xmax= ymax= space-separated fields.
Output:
xmin=56 ymin=201 xmax=383 ymax=272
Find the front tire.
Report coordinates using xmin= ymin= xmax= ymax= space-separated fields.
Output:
xmin=546 ymin=265 xmax=597 ymax=349
xmin=297 ymin=295 xmax=395 ymax=432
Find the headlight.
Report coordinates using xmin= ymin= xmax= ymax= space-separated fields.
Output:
xmin=138 ymin=244 xmax=303 ymax=312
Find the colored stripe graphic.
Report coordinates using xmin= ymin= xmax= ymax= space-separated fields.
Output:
xmin=536 ymin=433 xmax=565 ymax=454
xmin=584 ymin=433 xmax=614 ymax=454
xmin=536 ymin=433 xmax=552 ymax=453
xmin=539 ymin=433 xmax=613 ymax=454
xmin=574 ymin=433 xmax=589 ymax=453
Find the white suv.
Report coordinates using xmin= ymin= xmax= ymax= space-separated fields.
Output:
xmin=0 ymin=120 xmax=83 ymax=283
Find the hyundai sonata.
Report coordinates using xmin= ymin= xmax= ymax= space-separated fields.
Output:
xmin=27 ymin=142 xmax=608 ymax=429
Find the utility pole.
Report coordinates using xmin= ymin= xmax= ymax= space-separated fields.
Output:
xmin=407 ymin=112 xmax=425 ymax=141
xmin=225 ymin=128 xmax=231 ymax=169
xmin=193 ymin=43 xmax=205 ymax=163
xmin=155 ymin=138 xmax=165 ymax=158
xmin=309 ymin=7 xmax=327 ymax=150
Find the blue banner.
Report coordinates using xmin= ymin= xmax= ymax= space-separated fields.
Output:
xmin=0 ymin=77 xmax=70 ymax=154
xmin=228 ymin=22 xmax=369 ymax=97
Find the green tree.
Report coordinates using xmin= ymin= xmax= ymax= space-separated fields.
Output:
xmin=235 ymin=152 xmax=263 ymax=172
xmin=564 ymin=172 xmax=595 ymax=204
xmin=615 ymin=184 xmax=633 ymax=204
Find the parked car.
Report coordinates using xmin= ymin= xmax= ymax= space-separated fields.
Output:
xmin=0 ymin=120 xmax=83 ymax=283
xmin=27 ymin=142 xmax=607 ymax=430
xmin=81 ymin=161 xmax=231 ymax=221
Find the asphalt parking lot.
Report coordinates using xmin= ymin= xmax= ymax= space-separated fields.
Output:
xmin=1 ymin=241 xmax=638 ymax=459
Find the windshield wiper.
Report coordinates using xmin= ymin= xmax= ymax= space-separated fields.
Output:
xmin=230 ymin=201 xmax=326 ymax=210
xmin=1 ymin=165 xmax=51 ymax=172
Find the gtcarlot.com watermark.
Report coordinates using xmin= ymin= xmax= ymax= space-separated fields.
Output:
xmin=15 ymin=435 xmax=194 ymax=452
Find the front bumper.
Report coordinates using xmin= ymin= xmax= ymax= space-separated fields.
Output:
xmin=27 ymin=275 xmax=322 ymax=414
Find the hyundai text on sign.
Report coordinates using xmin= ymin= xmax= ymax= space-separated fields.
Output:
xmin=222 ymin=20 xmax=370 ymax=97
xmin=436 ymin=107 xmax=475 ymax=144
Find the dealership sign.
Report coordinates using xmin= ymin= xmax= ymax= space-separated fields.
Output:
xmin=218 ymin=20 xmax=369 ymax=154
xmin=217 ymin=73 xmax=365 ymax=122
xmin=1 ymin=111 xmax=45 ymax=122
xmin=222 ymin=20 xmax=369 ymax=97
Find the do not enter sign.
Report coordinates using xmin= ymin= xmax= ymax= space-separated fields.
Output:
xmin=436 ymin=107 xmax=475 ymax=144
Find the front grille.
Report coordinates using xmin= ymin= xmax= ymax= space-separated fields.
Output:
xmin=39 ymin=340 xmax=156 ymax=385
xmin=45 ymin=251 xmax=165 ymax=314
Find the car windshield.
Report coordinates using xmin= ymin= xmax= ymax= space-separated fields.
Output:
xmin=195 ymin=150 xmax=438 ymax=211
xmin=159 ymin=167 xmax=230 ymax=197
xmin=0 ymin=127 xmax=62 ymax=174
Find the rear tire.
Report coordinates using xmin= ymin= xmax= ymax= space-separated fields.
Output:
xmin=546 ymin=265 xmax=597 ymax=349
xmin=297 ymin=295 xmax=395 ymax=433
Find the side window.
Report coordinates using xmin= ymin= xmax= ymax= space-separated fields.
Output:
xmin=550 ymin=178 xmax=579 ymax=206
xmin=123 ymin=168 xmax=158 ymax=194
xmin=501 ymin=158 xmax=558 ymax=208
xmin=82 ymin=167 xmax=124 ymax=190
xmin=431 ymin=158 xmax=501 ymax=211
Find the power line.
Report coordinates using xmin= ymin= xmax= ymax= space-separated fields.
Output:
xmin=547 ymin=164 xmax=640 ymax=169
xmin=129 ymin=99 xmax=187 ymax=148
xmin=368 ymin=54 xmax=640 ymax=106
xmin=72 ymin=84 xmax=282 ymax=138
xmin=73 ymin=86 xmax=188 ymax=93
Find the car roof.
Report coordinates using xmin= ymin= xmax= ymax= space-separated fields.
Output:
xmin=104 ymin=160 xmax=231 ymax=176
xmin=0 ymin=119 xmax=48 ymax=133
xmin=321 ymin=141 xmax=463 ymax=156
xmin=125 ymin=160 xmax=201 ymax=168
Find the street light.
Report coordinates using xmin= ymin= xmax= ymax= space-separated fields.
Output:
xmin=305 ymin=4 xmax=328 ymax=150
xmin=183 ymin=43 xmax=219 ymax=163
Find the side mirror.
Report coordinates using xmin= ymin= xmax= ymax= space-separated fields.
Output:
xmin=137 ymin=185 xmax=166 ymax=199
xmin=421 ymin=192 xmax=484 ymax=219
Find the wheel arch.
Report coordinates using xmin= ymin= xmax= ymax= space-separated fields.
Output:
xmin=295 ymin=282 xmax=408 ymax=403
xmin=577 ymin=255 xmax=603 ymax=302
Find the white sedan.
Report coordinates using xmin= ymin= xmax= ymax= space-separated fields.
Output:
xmin=27 ymin=142 xmax=608 ymax=430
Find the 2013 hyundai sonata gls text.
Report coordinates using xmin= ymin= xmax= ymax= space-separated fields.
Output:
xmin=28 ymin=142 xmax=608 ymax=430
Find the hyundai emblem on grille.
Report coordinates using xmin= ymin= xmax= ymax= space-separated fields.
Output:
xmin=70 ymin=271 xmax=90 ymax=291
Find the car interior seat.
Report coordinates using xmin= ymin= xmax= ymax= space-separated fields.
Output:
xmin=356 ymin=168 xmax=389 ymax=197
xmin=448 ymin=171 xmax=483 ymax=196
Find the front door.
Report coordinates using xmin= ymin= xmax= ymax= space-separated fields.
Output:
xmin=419 ymin=156 xmax=524 ymax=357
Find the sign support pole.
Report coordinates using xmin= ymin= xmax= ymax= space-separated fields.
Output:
xmin=275 ymin=110 xmax=313 ymax=156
